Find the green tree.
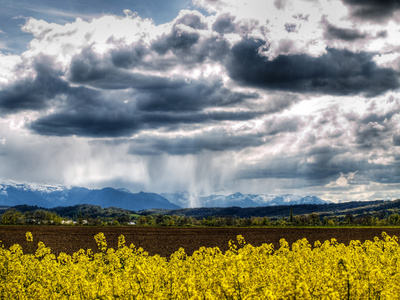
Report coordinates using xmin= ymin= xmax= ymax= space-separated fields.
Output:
xmin=345 ymin=213 xmax=354 ymax=225
xmin=308 ymin=213 xmax=320 ymax=226
xmin=323 ymin=216 xmax=336 ymax=226
xmin=137 ymin=216 xmax=148 ymax=226
xmin=33 ymin=210 xmax=46 ymax=224
xmin=78 ymin=211 xmax=83 ymax=225
xmin=261 ymin=217 xmax=270 ymax=226
xmin=289 ymin=207 xmax=294 ymax=223
xmin=1 ymin=209 xmax=22 ymax=225
xmin=117 ymin=214 xmax=130 ymax=225
xmin=387 ymin=213 xmax=400 ymax=225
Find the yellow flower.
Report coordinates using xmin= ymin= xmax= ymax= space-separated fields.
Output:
xmin=1 ymin=232 xmax=400 ymax=299
xmin=26 ymin=231 xmax=33 ymax=242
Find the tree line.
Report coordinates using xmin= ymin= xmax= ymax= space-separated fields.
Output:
xmin=2 ymin=205 xmax=400 ymax=227
xmin=135 ymin=211 xmax=400 ymax=227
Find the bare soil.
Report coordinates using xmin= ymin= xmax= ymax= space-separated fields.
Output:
xmin=1 ymin=226 xmax=399 ymax=257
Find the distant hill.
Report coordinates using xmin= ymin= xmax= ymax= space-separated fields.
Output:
xmin=0 ymin=182 xmax=180 ymax=211
xmin=7 ymin=204 xmax=134 ymax=220
xmin=143 ymin=199 xmax=399 ymax=219
xmin=3 ymin=198 xmax=400 ymax=222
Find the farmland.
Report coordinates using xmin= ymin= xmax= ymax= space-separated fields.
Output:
xmin=2 ymin=226 xmax=400 ymax=298
xmin=1 ymin=225 xmax=400 ymax=256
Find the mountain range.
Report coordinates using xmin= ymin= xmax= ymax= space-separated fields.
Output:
xmin=0 ymin=182 xmax=179 ymax=211
xmin=160 ymin=191 xmax=328 ymax=208
xmin=0 ymin=181 xmax=329 ymax=211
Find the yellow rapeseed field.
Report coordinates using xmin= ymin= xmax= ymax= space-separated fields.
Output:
xmin=1 ymin=231 xmax=400 ymax=299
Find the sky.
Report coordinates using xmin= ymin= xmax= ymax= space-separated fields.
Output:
xmin=0 ymin=0 xmax=400 ymax=203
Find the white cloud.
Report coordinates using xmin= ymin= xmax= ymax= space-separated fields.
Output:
xmin=373 ymin=52 xmax=400 ymax=71
xmin=195 ymin=0 xmax=331 ymax=58
xmin=20 ymin=14 xmax=160 ymax=70
xmin=331 ymin=171 xmax=358 ymax=187
xmin=0 ymin=53 xmax=22 ymax=85
xmin=194 ymin=0 xmax=400 ymax=60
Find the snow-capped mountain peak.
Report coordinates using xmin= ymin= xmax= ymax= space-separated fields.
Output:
xmin=161 ymin=191 xmax=329 ymax=208
xmin=0 ymin=180 xmax=329 ymax=210
xmin=0 ymin=179 xmax=70 ymax=193
xmin=0 ymin=181 xmax=179 ymax=211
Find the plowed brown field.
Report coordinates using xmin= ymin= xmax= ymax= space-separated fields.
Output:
xmin=1 ymin=226 xmax=400 ymax=257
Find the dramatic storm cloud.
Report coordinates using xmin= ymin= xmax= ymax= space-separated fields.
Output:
xmin=0 ymin=0 xmax=400 ymax=203
xmin=227 ymin=40 xmax=399 ymax=96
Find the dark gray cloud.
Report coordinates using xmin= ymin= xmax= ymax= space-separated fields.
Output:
xmin=140 ymin=110 xmax=264 ymax=129
xmin=0 ymin=73 xmax=64 ymax=113
xmin=363 ymin=165 xmax=400 ymax=185
xmin=110 ymin=42 xmax=148 ymax=69
xmin=237 ymin=156 xmax=303 ymax=180
xmin=30 ymin=111 xmax=140 ymax=137
xmin=237 ymin=157 xmax=336 ymax=184
xmin=125 ymin=115 xmax=303 ymax=156
xmin=69 ymin=48 xmax=260 ymax=114
xmin=342 ymin=0 xmax=400 ymax=22
xmin=152 ymin=25 xmax=200 ymax=55
xmin=29 ymin=86 xmax=141 ymax=137
xmin=28 ymin=91 xmax=262 ymax=138
xmin=0 ymin=56 xmax=68 ymax=114
xmin=69 ymin=63 xmax=182 ymax=90
xmin=152 ymin=25 xmax=229 ymax=64
xmin=136 ymin=80 xmax=258 ymax=112
xmin=27 ymin=66 xmax=262 ymax=137
xmin=394 ymin=135 xmax=400 ymax=146
xmin=212 ymin=13 xmax=236 ymax=35
xmin=128 ymin=131 xmax=266 ymax=156
xmin=274 ymin=0 xmax=288 ymax=10
xmin=29 ymin=103 xmax=264 ymax=138
xmin=68 ymin=47 xmax=184 ymax=90
xmin=376 ymin=30 xmax=388 ymax=38
xmin=360 ymin=110 xmax=397 ymax=125
xmin=227 ymin=39 xmax=399 ymax=96
xmin=64 ymin=42 xmax=260 ymax=120
xmin=325 ymin=24 xmax=367 ymax=41
xmin=236 ymin=145 xmax=357 ymax=186
xmin=284 ymin=23 xmax=297 ymax=33
xmin=354 ymin=116 xmax=395 ymax=150
xmin=355 ymin=122 xmax=388 ymax=149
